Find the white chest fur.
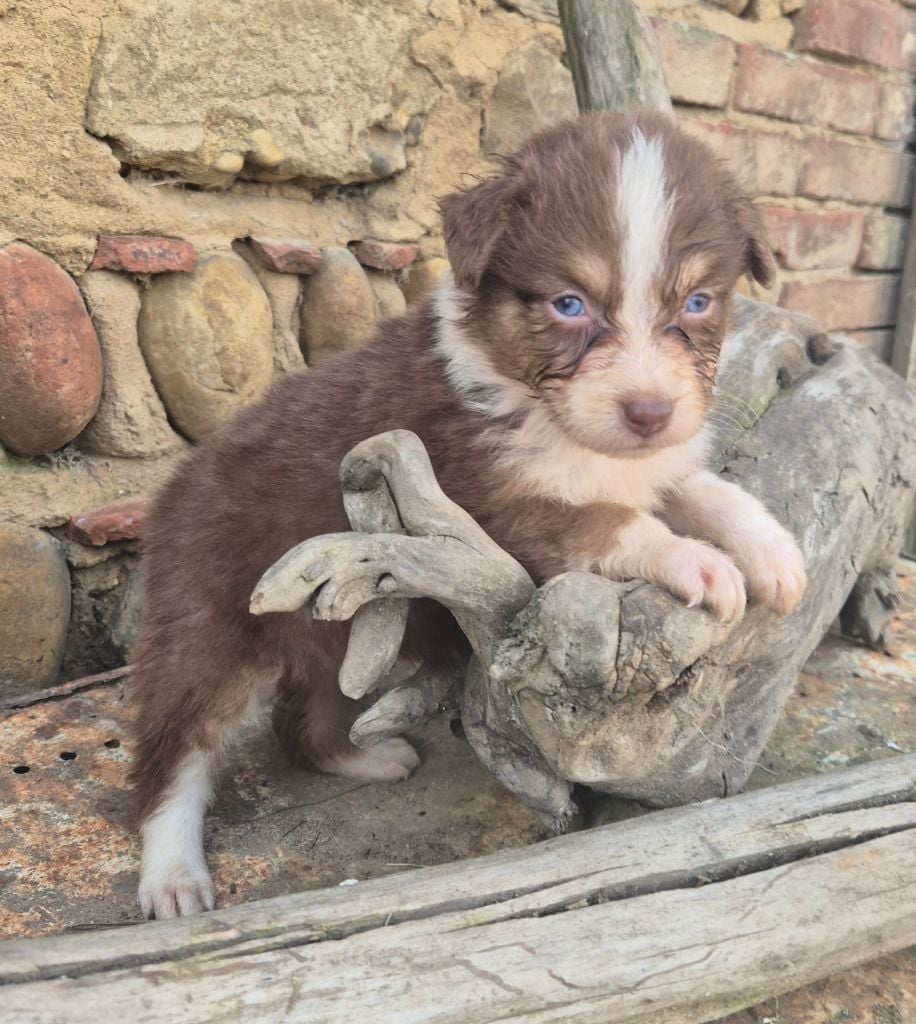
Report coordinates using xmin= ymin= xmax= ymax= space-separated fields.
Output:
xmin=491 ymin=407 xmax=709 ymax=511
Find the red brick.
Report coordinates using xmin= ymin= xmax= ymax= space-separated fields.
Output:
xmin=681 ymin=119 xmax=804 ymax=196
xmin=753 ymin=131 xmax=806 ymax=196
xmin=247 ymin=237 xmax=322 ymax=275
xmin=682 ymin=121 xmax=755 ymax=190
xmin=653 ymin=20 xmax=736 ymax=108
xmin=794 ymin=0 xmax=916 ymax=73
xmin=800 ymin=138 xmax=914 ymax=207
xmin=846 ymin=329 xmax=894 ymax=362
xmin=349 ymin=240 xmax=419 ymax=272
xmin=876 ymin=79 xmax=916 ymax=141
xmin=734 ymin=46 xmax=878 ymax=136
xmin=90 ymin=235 xmax=195 ymax=274
xmin=858 ymin=212 xmax=909 ymax=270
xmin=65 ymin=498 xmax=149 ymax=546
xmin=762 ymin=207 xmax=865 ymax=270
xmin=779 ymin=274 xmax=900 ymax=330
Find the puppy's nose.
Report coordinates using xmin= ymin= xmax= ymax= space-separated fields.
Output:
xmin=623 ymin=397 xmax=673 ymax=437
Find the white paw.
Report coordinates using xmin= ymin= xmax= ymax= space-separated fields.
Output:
xmin=653 ymin=536 xmax=747 ymax=622
xmin=139 ymin=861 xmax=215 ymax=920
xmin=329 ymin=737 xmax=421 ymax=782
xmin=730 ymin=520 xmax=807 ymax=616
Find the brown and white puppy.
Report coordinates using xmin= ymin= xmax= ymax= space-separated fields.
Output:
xmin=132 ymin=111 xmax=806 ymax=919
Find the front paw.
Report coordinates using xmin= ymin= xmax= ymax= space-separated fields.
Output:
xmin=731 ymin=521 xmax=807 ymax=616
xmin=652 ymin=537 xmax=747 ymax=622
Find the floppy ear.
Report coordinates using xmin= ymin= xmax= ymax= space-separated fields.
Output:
xmin=439 ymin=171 xmax=521 ymax=291
xmin=733 ymin=193 xmax=777 ymax=287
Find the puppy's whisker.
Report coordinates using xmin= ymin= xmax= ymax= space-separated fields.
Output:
xmin=717 ymin=394 xmax=758 ymax=418
xmin=708 ymin=402 xmax=750 ymax=423
xmin=707 ymin=409 xmax=750 ymax=430
xmin=713 ymin=405 xmax=757 ymax=430
xmin=716 ymin=390 xmax=758 ymax=414
xmin=713 ymin=405 xmax=750 ymax=421
xmin=706 ymin=416 xmax=751 ymax=441
xmin=713 ymin=393 xmax=760 ymax=426
xmin=709 ymin=419 xmax=753 ymax=441
xmin=705 ymin=416 xmax=750 ymax=444
xmin=708 ymin=405 xmax=755 ymax=431
xmin=704 ymin=417 xmax=749 ymax=442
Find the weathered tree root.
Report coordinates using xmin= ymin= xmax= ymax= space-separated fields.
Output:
xmin=252 ymin=297 xmax=916 ymax=830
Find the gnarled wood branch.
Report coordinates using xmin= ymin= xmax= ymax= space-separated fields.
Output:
xmin=252 ymin=298 xmax=916 ymax=829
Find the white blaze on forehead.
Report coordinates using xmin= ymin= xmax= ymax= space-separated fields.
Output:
xmin=614 ymin=129 xmax=673 ymax=341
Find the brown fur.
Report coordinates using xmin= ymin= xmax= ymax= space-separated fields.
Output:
xmin=131 ymin=111 xmax=773 ymax=826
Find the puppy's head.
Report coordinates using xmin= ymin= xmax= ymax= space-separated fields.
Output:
xmin=439 ymin=112 xmax=775 ymax=457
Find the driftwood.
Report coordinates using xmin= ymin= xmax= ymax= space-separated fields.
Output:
xmin=2 ymin=756 xmax=915 ymax=1023
xmin=558 ymin=0 xmax=673 ymax=115
xmin=252 ymin=298 xmax=916 ymax=829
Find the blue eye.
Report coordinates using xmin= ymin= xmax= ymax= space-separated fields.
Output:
xmin=685 ymin=293 xmax=710 ymax=314
xmin=552 ymin=294 xmax=586 ymax=318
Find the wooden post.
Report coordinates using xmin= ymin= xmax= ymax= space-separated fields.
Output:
xmin=557 ymin=0 xmax=672 ymax=115
xmin=892 ymin=177 xmax=916 ymax=557
xmin=892 ymin=180 xmax=916 ymax=385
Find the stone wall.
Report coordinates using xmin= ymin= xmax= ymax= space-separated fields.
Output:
xmin=0 ymin=0 xmax=912 ymax=694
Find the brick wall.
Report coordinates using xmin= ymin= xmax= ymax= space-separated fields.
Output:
xmin=645 ymin=0 xmax=916 ymax=361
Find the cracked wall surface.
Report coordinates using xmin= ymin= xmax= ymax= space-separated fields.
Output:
xmin=0 ymin=0 xmax=565 ymax=272
xmin=84 ymin=0 xmax=435 ymax=187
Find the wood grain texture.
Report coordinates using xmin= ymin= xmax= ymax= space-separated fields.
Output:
xmin=2 ymin=756 xmax=914 ymax=1023
xmin=892 ymin=177 xmax=916 ymax=388
xmin=558 ymin=0 xmax=673 ymax=115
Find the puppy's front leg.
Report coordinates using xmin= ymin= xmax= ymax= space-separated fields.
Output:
xmin=496 ymin=500 xmax=745 ymax=621
xmin=598 ymin=511 xmax=747 ymax=622
xmin=661 ymin=470 xmax=806 ymax=616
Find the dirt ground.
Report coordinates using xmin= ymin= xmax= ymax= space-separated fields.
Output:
xmin=2 ymin=561 xmax=915 ymax=1022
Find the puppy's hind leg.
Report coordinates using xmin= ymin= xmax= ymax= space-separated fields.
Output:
xmin=273 ymin=638 xmax=420 ymax=783
xmin=131 ymin=645 xmax=276 ymax=920
xmin=137 ymin=745 xmax=217 ymax=920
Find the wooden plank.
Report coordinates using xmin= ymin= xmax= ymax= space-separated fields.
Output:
xmin=2 ymin=756 xmax=914 ymax=1023
xmin=5 ymin=753 xmax=913 ymax=976
xmin=2 ymin=824 xmax=913 ymax=1024
xmin=557 ymin=0 xmax=672 ymax=115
